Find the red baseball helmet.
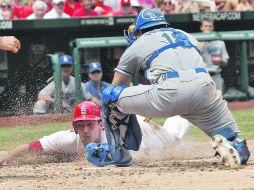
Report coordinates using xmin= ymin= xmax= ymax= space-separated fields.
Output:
xmin=73 ymin=101 xmax=101 ymax=122
xmin=72 ymin=101 xmax=101 ymax=133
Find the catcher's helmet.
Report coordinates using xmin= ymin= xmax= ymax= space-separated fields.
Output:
xmin=124 ymin=8 xmax=169 ymax=44
xmin=72 ymin=101 xmax=101 ymax=133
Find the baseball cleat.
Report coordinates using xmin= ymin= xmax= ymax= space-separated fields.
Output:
xmin=211 ymin=135 xmax=241 ymax=168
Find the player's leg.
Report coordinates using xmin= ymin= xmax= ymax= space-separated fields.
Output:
xmin=181 ymin=77 xmax=250 ymax=167
xmin=117 ymin=82 xmax=179 ymax=117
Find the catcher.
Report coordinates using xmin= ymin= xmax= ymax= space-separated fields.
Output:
xmin=0 ymin=101 xmax=189 ymax=166
xmin=86 ymin=8 xmax=250 ymax=168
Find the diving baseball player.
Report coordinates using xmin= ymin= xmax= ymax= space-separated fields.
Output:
xmin=85 ymin=8 xmax=250 ymax=168
xmin=0 ymin=101 xmax=189 ymax=166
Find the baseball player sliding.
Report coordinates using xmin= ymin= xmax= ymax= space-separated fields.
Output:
xmin=0 ymin=36 xmax=20 ymax=53
xmin=85 ymin=8 xmax=250 ymax=168
xmin=0 ymin=101 xmax=189 ymax=166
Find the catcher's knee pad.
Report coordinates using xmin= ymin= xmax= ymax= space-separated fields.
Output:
xmin=102 ymin=85 xmax=127 ymax=105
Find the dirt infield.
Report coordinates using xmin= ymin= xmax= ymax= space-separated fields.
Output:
xmin=0 ymin=140 xmax=254 ymax=190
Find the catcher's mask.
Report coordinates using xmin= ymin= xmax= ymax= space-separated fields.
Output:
xmin=72 ymin=101 xmax=101 ymax=134
xmin=124 ymin=8 xmax=170 ymax=44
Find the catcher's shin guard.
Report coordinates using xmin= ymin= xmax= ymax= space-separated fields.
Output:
xmin=211 ymin=127 xmax=250 ymax=167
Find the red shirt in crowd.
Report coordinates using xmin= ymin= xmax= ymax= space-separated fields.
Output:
xmin=113 ymin=9 xmax=137 ymax=16
xmin=20 ymin=2 xmax=33 ymax=18
xmin=94 ymin=2 xmax=113 ymax=16
xmin=64 ymin=0 xmax=81 ymax=16
xmin=12 ymin=2 xmax=23 ymax=18
xmin=72 ymin=8 xmax=98 ymax=17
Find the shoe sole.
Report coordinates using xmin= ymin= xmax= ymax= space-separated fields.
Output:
xmin=211 ymin=135 xmax=241 ymax=168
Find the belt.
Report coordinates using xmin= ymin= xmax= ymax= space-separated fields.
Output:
xmin=161 ymin=68 xmax=207 ymax=80
xmin=208 ymin=71 xmax=218 ymax=76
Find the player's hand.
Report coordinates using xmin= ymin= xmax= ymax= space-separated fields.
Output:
xmin=0 ymin=36 xmax=21 ymax=53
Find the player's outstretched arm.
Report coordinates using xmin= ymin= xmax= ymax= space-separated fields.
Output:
xmin=0 ymin=144 xmax=29 ymax=167
xmin=0 ymin=36 xmax=21 ymax=53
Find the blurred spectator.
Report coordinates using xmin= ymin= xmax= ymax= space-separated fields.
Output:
xmin=199 ymin=18 xmax=229 ymax=94
xmin=63 ymin=0 xmax=81 ymax=16
xmin=160 ymin=0 xmax=176 ymax=14
xmin=72 ymin=0 xmax=98 ymax=17
xmin=26 ymin=0 xmax=47 ymax=19
xmin=21 ymin=0 xmax=35 ymax=18
xmin=191 ymin=0 xmax=216 ymax=12
xmin=217 ymin=0 xmax=237 ymax=11
xmin=235 ymin=0 xmax=253 ymax=11
xmin=44 ymin=0 xmax=53 ymax=12
xmin=138 ymin=0 xmax=157 ymax=8
xmin=172 ymin=0 xmax=217 ymax=13
xmin=33 ymin=55 xmax=100 ymax=114
xmin=22 ymin=0 xmax=52 ymax=18
xmin=172 ymin=0 xmax=192 ymax=13
xmin=44 ymin=0 xmax=70 ymax=18
xmin=113 ymin=0 xmax=138 ymax=16
xmin=104 ymin=0 xmax=120 ymax=10
xmin=93 ymin=0 xmax=113 ymax=16
xmin=0 ymin=0 xmax=16 ymax=20
xmin=84 ymin=62 xmax=110 ymax=101
xmin=12 ymin=0 xmax=23 ymax=18
xmin=131 ymin=0 xmax=143 ymax=12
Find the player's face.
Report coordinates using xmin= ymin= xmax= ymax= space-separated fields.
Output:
xmin=75 ymin=120 xmax=102 ymax=145
xmin=34 ymin=8 xmax=46 ymax=18
xmin=61 ymin=65 xmax=73 ymax=84
xmin=161 ymin=0 xmax=175 ymax=13
xmin=88 ymin=70 xmax=102 ymax=82
xmin=54 ymin=1 xmax=64 ymax=13
xmin=200 ymin=20 xmax=214 ymax=33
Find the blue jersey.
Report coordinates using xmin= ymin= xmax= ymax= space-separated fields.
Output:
xmin=84 ymin=80 xmax=110 ymax=100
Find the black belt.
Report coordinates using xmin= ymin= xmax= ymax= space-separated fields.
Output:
xmin=208 ymin=72 xmax=218 ymax=76
xmin=161 ymin=68 xmax=207 ymax=80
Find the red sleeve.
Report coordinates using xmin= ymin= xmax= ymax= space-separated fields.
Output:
xmin=28 ymin=140 xmax=43 ymax=151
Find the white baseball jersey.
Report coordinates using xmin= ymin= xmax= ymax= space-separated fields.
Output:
xmin=39 ymin=129 xmax=107 ymax=153
xmin=40 ymin=76 xmax=92 ymax=111
xmin=39 ymin=116 xmax=190 ymax=154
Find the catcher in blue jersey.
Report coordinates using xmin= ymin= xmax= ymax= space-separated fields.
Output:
xmin=85 ymin=8 xmax=250 ymax=168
